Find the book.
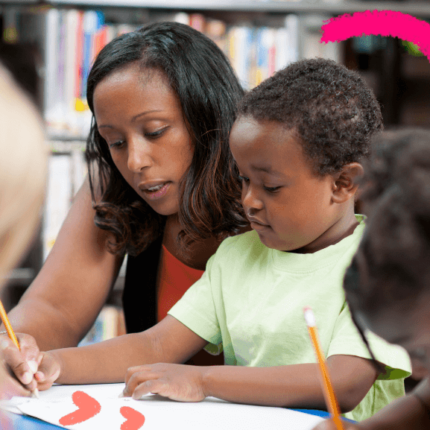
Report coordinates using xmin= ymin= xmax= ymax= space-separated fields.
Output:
xmin=43 ymin=155 xmax=72 ymax=260
xmin=71 ymin=147 xmax=87 ymax=196
xmin=78 ymin=306 xmax=125 ymax=347
xmin=44 ymin=8 xmax=60 ymax=132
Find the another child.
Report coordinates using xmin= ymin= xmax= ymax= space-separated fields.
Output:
xmin=314 ymin=129 xmax=430 ymax=430
xmin=0 ymin=63 xmax=47 ymax=406
xmin=35 ymin=59 xmax=410 ymax=422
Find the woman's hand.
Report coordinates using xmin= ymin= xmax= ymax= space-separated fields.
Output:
xmin=313 ymin=419 xmax=361 ymax=430
xmin=123 ymin=363 xmax=208 ymax=402
xmin=0 ymin=333 xmax=42 ymax=397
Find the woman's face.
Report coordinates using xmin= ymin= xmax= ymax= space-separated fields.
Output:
xmin=93 ymin=64 xmax=194 ymax=216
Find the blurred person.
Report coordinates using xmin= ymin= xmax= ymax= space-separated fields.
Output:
xmin=0 ymin=63 xmax=47 ymax=408
xmin=313 ymin=129 xmax=430 ymax=430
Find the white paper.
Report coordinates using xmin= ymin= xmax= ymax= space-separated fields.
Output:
xmin=1 ymin=384 xmax=324 ymax=429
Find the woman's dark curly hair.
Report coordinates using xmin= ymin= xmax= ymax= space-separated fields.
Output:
xmin=343 ymin=129 xmax=430 ymax=371
xmin=237 ymin=58 xmax=383 ymax=176
xmin=86 ymin=21 xmax=247 ymax=256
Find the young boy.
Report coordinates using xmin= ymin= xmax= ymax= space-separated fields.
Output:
xmin=33 ymin=59 xmax=410 ymax=422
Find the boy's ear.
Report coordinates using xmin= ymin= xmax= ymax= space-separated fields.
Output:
xmin=332 ymin=162 xmax=364 ymax=204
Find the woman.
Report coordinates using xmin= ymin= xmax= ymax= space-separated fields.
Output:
xmin=0 ymin=22 xmax=247 ymax=394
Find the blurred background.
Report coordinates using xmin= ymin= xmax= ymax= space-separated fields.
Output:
xmin=0 ymin=0 xmax=429 ymax=368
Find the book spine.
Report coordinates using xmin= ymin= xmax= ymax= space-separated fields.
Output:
xmin=173 ymin=12 xmax=190 ymax=26
xmin=286 ymin=14 xmax=299 ymax=64
xmin=57 ymin=11 xmax=66 ymax=126
xmin=205 ymin=19 xmax=226 ymax=53
xmin=75 ymin=11 xmax=84 ymax=102
xmin=267 ymin=29 xmax=277 ymax=78
xmin=255 ymin=28 xmax=265 ymax=87
xmin=92 ymin=11 xmax=105 ymax=63
xmin=81 ymin=11 xmax=98 ymax=99
xmin=72 ymin=148 xmax=87 ymax=197
xmin=65 ymin=9 xmax=79 ymax=128
xmin=236 ymin=26 xmax=249 ymax=89
xmin=44 ymin=9 xmax=60 ymax=126
xmin=190 ymin=13 xmax=205 ymax=33
xmin=106 ymin=24 xmax=117 ymax=44
xmin=275 ymin=27 xmax=289 ymax=71
xmin=43 ymin=155 xmax=72 ymax=260
xmin=78 ymin=306 xmax=121 ymax=346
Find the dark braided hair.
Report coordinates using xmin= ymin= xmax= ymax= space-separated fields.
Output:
xmin=345 ymin=261 xmax=387 ymax=374
xmin=344 ymin=128 xmax=430 ymax=368
xmin=237 ymin=58 xmax=383 ymax=176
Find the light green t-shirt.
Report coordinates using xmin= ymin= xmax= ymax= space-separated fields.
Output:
xmin=168 ymin=215 xmax=411 ymax=422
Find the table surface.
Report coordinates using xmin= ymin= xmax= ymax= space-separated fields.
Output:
xmin=3 ymin=409 xmax=331 ymax=429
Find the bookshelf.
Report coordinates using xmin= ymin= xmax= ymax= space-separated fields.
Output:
xmin=1 ymin=0 xmax=429 ymax=345
xmin=2 ymin=1 xmax=430 ymax=17
xmin=38 ymin=1 xmax=430 ymax=17
xmin=0 ymin=0 xmax=38 ymax=4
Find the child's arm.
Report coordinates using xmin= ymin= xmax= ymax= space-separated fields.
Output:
xmin=312 ymin=378 xmax=430 ymax=430
xmin=122 ymin=354 xmax=377 ymax=412
xmin=35 ymin=316 xmax=207 ymax=388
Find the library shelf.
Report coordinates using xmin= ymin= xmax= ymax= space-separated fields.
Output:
xmin=0 ymin=0 xmax=38 ymax=4
xmin=46 ymin=1 xmax=430 ymax=17
xmin=49 ymin=140 xmax=86 ymax=154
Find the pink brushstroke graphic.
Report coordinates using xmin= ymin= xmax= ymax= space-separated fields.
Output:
xmin=321 ymin=10 xmax=430 ymax=61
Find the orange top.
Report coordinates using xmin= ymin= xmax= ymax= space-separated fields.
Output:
xmin=157 ymin=244 xmax=224 ymax=366
xmin=157 ymin=244 xmax=204 ymax=322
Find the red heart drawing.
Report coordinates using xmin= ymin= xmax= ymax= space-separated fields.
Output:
xmin=59 ymin=391 xmax=101 ymax=426
xmin=120 ymin=406 xmax=145 ymax=430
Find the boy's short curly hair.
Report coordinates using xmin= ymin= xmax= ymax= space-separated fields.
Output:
xmin=237 ymin=58 xmax=383 ymax=175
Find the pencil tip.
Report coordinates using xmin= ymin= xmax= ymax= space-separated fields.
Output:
xmin=33 ymin=388 xmax=40 ymax=399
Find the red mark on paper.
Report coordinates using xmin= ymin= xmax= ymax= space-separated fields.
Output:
xmin=120 ymin=406 xmax=145 ymax=430
xmin=59 ymin=391 xmax=101 ymax=426
xmin=321 ymin=10 xmax=430 ymax=61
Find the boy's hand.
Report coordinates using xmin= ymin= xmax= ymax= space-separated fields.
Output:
xmin=123 ymin=363 xmax=207 ymax=402
xmin=33 ymin=351 xmax=62 ymax=391
xmin=313 ymin=419 xmax=361 ymax=430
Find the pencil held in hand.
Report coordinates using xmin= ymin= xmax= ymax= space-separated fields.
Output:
xmin=0 ymin=300 xmax=39 ymax=398
xmin=304 ymin=307 xmax=343 ymax=430
xmin=0 ymin=301 xmax=19 ymax=349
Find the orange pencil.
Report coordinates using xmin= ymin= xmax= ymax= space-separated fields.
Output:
xmin=0 ymin=299 xmax=39 ymax=398
xmin=304 ymin=307 xmax=343 ymax=430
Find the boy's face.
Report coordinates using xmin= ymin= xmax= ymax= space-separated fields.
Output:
xmin=229 ymin=117 xmax=340 ymax=252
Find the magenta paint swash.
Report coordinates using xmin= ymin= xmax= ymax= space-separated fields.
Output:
xmin=320 ymin=10 xmax=430 ymax=62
